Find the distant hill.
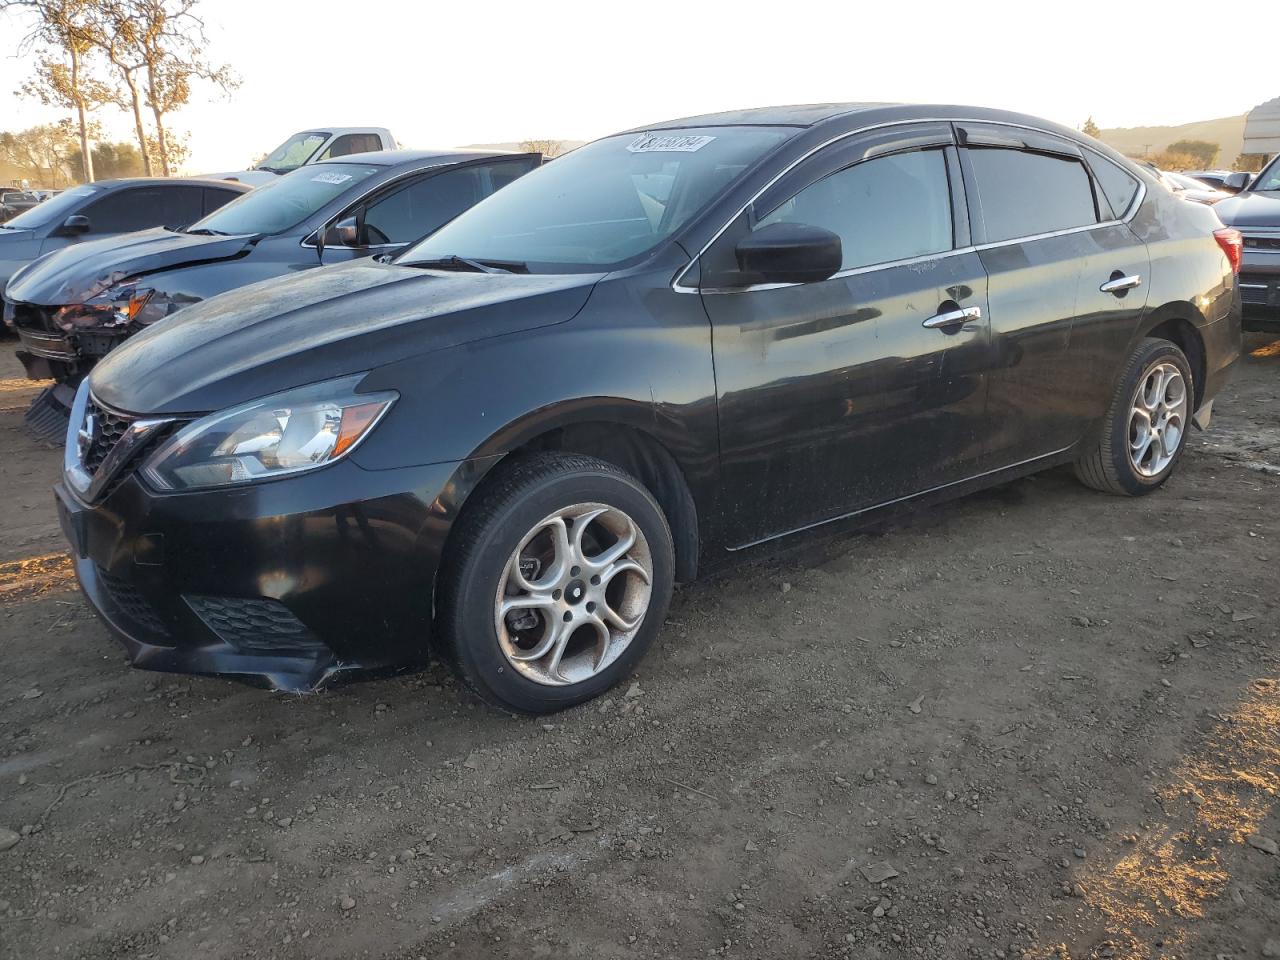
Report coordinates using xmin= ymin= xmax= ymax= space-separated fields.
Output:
xmin=1097 ymin=115 xmax=1246 ymax=167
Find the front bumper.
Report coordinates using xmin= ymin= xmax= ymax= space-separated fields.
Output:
xmin=56 ymin=456 xmax=473 ymax=691
xmin=1238 ymin=246 xmax=1280 ymax=331
xmin=6 ymin=297 xmax=131 ymax=382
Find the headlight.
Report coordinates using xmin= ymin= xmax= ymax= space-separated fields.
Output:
xmin=141 ymin=375 xmax=397 ymax=491
xmin=53 ymin=279 xmax=167 ymax=332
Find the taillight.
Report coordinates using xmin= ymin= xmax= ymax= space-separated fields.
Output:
xmin=1214 ymin=227 xmax=1243 ymax=273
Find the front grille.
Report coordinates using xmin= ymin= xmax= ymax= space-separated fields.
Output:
xmin=1239 ymin=273 xmax=1275 ymax=307
xmin=185 ymin=596 xmax=326 ymax=656
xmin=82 ymin=397 xmax=134 ymax=473
xmin=97 ymin=566 xmax=167 ymax=635
xmin=8 ymin=299 xmax=56 ymax=333
xmin=1242 ymin=235 xmax=1280 ymax=251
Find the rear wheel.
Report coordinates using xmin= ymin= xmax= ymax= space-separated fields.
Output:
xmin=1074 ymin=337 xmax=1194 ymax=496
xmin=437 ymin=453 xmax=674 ymax=713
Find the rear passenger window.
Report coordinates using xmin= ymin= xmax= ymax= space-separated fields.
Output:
xmin=758 ymin=149 xmax=953 ymax=271
xmin=966 ymin=148 xmax=1098 ymax=242
xmin=319 ymin=134 xmax=383 ymax=160
xmin=82 ymin=186 xmax=205 ymax=233
xmin=1088 ymin=155 xmax=1141 ymax=219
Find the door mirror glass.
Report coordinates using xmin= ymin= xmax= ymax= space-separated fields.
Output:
xmin=1222 ymin=172 xmax=1252 ymax=193
xmin=58 ymin=214 xmax=91 ymax=236
xmin=324 ymin=215 xmax=359 ymax=247
xmin=734 ymin=222 xmax=842 ymax=285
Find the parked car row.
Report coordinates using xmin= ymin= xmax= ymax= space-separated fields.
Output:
xmin=3 ymin=149 xmax=539 ymax=435
xmin=19 ymin=102 xmax=1244 ymax=714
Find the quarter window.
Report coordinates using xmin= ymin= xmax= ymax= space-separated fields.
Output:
xmin=966 ymin=148 xmax=1098 ymax=242
xmin=757 ymin=149 xmax=953 ymax=271
xmin=1088 ymin=155 xmax=1141 ymax=219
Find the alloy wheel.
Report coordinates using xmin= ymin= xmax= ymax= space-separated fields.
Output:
xmin=494 ymin=502 xmax=653 ymax=686
xmin=1128 ymin=360 xmax=1188 ymax=478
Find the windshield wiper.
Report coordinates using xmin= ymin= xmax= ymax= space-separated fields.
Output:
xmin=407 ymin=255 xmax=526 ymax=275
xmin=185 ymin=227 xmax=230 ymax=236
xmin=256 ymin=165 xmax=288 ymax=174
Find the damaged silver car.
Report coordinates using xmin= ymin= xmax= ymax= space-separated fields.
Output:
xmin=4 ymin=148 xmax=539 ymax=437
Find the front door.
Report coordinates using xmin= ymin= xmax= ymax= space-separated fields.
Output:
xmin=700 ymin=126 xmax=992 ymax=549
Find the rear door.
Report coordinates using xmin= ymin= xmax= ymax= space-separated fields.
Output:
xmin=701 ymin=124 xmax=993 ymax=548
xmin=956 ymin=123 xmax=1149 ymax=467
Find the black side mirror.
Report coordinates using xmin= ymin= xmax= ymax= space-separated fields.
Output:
xmin=735 ymin=222 xmax=843 ymax=285
xmin=58 ymin=214 xmax=91 ymax=236
xmin=323 ymin=215 xmax=359 ymax=247
xmin=1222 ymin=172 xmax=1252 ymax=193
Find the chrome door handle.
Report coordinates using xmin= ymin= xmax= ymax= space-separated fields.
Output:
xmin=1100 ymin=274 xmax=1142 ymax=294
xmin=922 ymin=305 xmax=982 ymax=329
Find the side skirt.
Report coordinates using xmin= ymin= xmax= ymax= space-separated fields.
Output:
xmin=726 ymin=445 xmax=1079 ymax=554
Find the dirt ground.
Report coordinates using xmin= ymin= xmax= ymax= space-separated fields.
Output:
xmin=0 ymin=336 xmax=1277 ymax=960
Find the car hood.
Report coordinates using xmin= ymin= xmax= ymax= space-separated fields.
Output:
xmin=90 ymin=259 xmax=603 ymax=415
xmin=4 ymin=228 xmax=255 ymax=305
xmin=1213 ymin=191 xmax=1280 ymax=230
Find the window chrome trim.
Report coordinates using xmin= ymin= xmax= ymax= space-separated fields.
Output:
xmin=672 ymin=116 xmax=1147 ymax=294
xmin=698 ymin=245 xmax=979 ymax=295
xmin=727 ymin=444 xmax=1074 ymax=551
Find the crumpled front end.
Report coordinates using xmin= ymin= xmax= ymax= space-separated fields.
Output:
xmin=7 ymin=277 xmax=195 ymax=440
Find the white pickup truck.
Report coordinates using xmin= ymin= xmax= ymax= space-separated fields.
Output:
xmin=209 ymin=127 xmax=397 ymax=187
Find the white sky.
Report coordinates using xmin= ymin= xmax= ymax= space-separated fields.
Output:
xmin=0 ymin=0 xmax=1272 ymax=174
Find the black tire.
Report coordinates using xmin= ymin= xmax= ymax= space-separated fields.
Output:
xmin=436 ymin=453 xmax=674 ymax=714
xmin=1074 ymin=337 xmax=1194 ymax=496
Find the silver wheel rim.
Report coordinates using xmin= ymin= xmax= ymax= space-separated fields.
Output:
xmin=494 ymin=502 xmax=653 ymax=687
xmin=1128 ymin=360 xmax=1188 ymax=478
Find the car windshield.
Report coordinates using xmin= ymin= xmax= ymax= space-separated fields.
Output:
xmin=256 ymin=131 xmax=330 ymax=174
xmin=1251 ymin=157 xmax=1280 ymax=192
xmin=1 ymin=184 xmax=97 ymax=229
xmin=399 ymin=126 xmax=793 ymax=272
xmin=189 ymin=162 xmax=382 ymax=236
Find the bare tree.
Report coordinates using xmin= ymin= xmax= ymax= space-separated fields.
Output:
xmin=94 ymin=0 xmax=152 ymax=174
xmin=0 ymin=121 xmax=81 ymax=186
xmin=103 ymin=0 xmax=236 ymax=176
xmin=4 ymin=0 xmax=104 ymax=181
xmin=520 ymin=139 xmax=566 ymax=159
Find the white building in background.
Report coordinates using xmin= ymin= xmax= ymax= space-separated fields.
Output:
xmin=1243 ymin=97 xmax=1280 ymax=158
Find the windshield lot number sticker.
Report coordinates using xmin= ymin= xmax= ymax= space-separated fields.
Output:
xmin=627 ymin=134 xmax=715 ymax=153
xmin=311 ymin=172 xmax=353 ymax=184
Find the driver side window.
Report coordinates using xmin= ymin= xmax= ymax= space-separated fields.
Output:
xmin=757 ymin=149 xmax=954 ymax=271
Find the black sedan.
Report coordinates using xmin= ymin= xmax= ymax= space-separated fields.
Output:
xmin=58 ymin=103 xmax=1241 ymax=711
xmin=5 ymin=149 xmax=540 ymax=434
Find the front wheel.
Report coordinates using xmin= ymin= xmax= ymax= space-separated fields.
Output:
xmin=1074 ymin=337 xmax=1194 ymax=496
xmin=437 ymin=453 xmax=674 ymax=713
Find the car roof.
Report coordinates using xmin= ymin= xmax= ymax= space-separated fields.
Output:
xmin=80 ymin=177 xmax=252 ymax=192
xmin=625 ymin=103 xmax=897 ymax=131
xmin=316 ymin=148 xmax=536 ymax=168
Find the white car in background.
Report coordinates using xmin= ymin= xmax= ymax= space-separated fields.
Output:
xmin=207 ymin=127 xmax=397 ymax=187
